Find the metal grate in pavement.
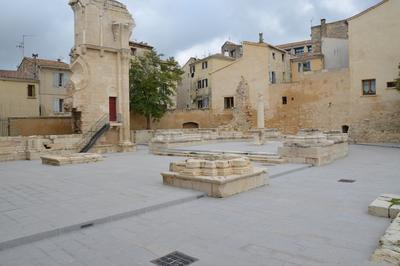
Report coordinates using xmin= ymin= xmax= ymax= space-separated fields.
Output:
xmin=151 ymin=251 xmax=198 ymax=266
xmin=338 ymin=179 xmax=356 ymax=183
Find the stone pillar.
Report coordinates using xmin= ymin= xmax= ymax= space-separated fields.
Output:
xmin=257 ymin=91 xmax=265 ymax=129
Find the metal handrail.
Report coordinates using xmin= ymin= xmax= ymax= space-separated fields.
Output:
xmin=77 ymin=114 xmax=109 ymax=150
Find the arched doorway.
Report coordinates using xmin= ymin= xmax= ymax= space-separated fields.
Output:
xmin=183 ymin=122 xmax=199 ymax=129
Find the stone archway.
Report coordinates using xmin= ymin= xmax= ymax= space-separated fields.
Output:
xmin=183 ymin=122 xmax=199 ymax=129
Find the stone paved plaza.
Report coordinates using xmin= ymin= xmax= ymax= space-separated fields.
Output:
xmin=0 ymin=143 xmax=399 ymax=265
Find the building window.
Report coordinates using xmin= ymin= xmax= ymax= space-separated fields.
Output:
xmin=58 ymin=73 xmax=64 ymax=87
xmin=197 ymin=100 xmax=203 ymax=109
xmin=294 ymin=47 xmax=304 ymax=55
xmin=224 ymin=97 xmax=234 ymax=109
xmin=387 ymin=82 xmax=396 ymax=88
xmin=202 ymin=61 xmax=208 ymax=69
xmin=53 ymin=98 xmax=64 ymax=113
xmin=197 ymin=97 xmax=209 ymax=109
xmin=282 ymin=54 xmax=285 ymax=61
xmin=130 ymin=48 xmax=137 ymax=56
xmin=190 ymin=65 xmax=195 ymax=74
xmin=307 ymin=45 xmax=313 ymax=53
xmin=282 ymin=96 xmax=287 ymax=105
xmin=197 ymin=80 xmax=202 ymax=89
xmin=298 ymin=61 xmax=311 ymax=72
xmin=203 ymin=97 xmax=209 ymax=108
xmin=272 ymin=53 xmax=276 ymax=60
xmin=27 ymin=85 xmax=36 ymax=98
xmin=269 ymin=71 xmax=276 ymax=84
xmin=362 ymin=79 xmax=376 ymax=95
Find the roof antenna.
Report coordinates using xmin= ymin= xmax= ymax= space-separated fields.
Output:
xmin=16 ymin=34 xmax=34 ymax=60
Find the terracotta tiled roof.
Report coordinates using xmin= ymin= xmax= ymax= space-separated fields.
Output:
xmin=129 ymin=41 xmax=153 ymax=50
xmin=277 ymin=40 xmax=313 ymax=50
xmin=0 ymin=70 xmax=37 ymax=81
xmin=23 ymin=57 xmax=70 ymax=70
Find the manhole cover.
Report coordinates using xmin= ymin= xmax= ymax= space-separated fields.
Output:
xmin=338 ymin=179 xmax=356 ymax=183
xmin=151 ymin=251 xmax=198 ymax=266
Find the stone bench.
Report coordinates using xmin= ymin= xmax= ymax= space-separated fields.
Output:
xmin=41 ymin=153 xmax=103 ymax=166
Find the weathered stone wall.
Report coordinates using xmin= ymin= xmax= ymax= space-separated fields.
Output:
xmin=8 ymin=117 xmax=73 ymax=136
xmin=130 ymin=109 xmax=233 ymax=130
xmin=0 ymin=134 xmax=81 ymax=162
xmin=266 ymin=69 xmax=351 ymax=134
xmin=312 ymin=19 xmax=348 ymax=54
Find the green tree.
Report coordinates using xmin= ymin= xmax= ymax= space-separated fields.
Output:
xmin=129 ymin=50 xmax=183 ymax=129
xmin=396 ymin=63 xmax=400 ymax=91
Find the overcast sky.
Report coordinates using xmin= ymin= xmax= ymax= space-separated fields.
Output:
xmin=0 ymin=0 xmax=380 ymax=69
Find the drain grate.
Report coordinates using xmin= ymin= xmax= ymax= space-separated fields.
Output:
xmin=151 ymin=251 xmax=198 ymax=266
xmin=338 ymin=179 xmax=356 ymax=183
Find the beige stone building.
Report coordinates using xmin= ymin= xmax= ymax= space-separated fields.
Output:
xmin=18 ymin=57 xmax=71 ymax=116
xmin=177 ymin=35 xmax=290 ymax=120
xmin=0 ymin=70 xmax=40 ymax=118
xmin=140 ymin=0 xmax=400 ymax=143
xmin=129 ymin=41 xmax=153 ymax=58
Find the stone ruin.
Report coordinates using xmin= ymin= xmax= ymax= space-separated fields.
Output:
xmin=368 ymin=194 xmax=400 ymax=265
xmin=161 ymin=155 xmax=268 ymax=198
xmin=219 ymin=76 xmax=253 ymax=132
xmin=279 ymin=129 xmax=349 ymax=166
xmin=67 ymin=0 xmax=135 ymax=153
xmin=149 ymin=129 xmax=249 ymax=152
xmin=41 ymin=153 xmax=103 ymax=166
xmin=250 ymin=128 xmax=282 ymax=145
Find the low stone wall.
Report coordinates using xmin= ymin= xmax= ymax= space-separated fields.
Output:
xmin=0 ymin=134 xmax=82 ymax=162
xmin=371 ymin=213 xmax=400 ymax=265
xmin=278 ymin=129 xmax=349 ymax=166
xmin=8 ymin=117 xmax=73 ymax=136
xmin=148 ymin=129 xmax=252 ymax=152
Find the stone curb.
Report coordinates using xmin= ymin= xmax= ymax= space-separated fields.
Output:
xmin=270 ymin=165 xmax=313 ymax=179
xmin=355 ymin=143 xmax=400 ymax=149
xmin=0 ymin=193 xmax=205 ymax=251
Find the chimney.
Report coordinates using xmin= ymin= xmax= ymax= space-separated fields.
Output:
xmin=32 ymin=53 xmax=39 ymax=79
xmin=259 ymin=32 xmax=264 ymax=43
xmin=320 ymin=19 xmax=327 ymax=37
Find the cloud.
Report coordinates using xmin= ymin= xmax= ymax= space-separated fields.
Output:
xmin=175 ymin=35 xmax=234 ymax=66
xmin=0 ymin=0 xmax=382 ymax=69
xmin=319 ymin=0 xmax=358 ymax=14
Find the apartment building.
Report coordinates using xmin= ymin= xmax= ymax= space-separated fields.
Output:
xmin=18 ymin=57 xmax=71 ymax=116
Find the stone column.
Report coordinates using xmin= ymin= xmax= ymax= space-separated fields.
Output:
xmin=257 ymin=90 xmax=265 ymax=129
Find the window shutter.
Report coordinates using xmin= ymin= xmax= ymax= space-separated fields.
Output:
xmin=53 ymin=99 xmax=59 ymax=112
xmin=63 ymin=73 xmax=69 ymax=87
xmin=53 ymin=73 xmax=58 ymax=88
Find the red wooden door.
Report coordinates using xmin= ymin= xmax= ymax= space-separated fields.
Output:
xmin=109 ymin=97 xmax=117 ymax=122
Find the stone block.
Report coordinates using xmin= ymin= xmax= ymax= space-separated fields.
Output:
xmin=369 ymin=194 xmax=400 ymax=219
xmin=371 ymin=213 xmax=400 ymax=265
xmin=161 ymin=155 xmax=269 ymax=198
xmin=41 ymin=153 xmax=103 ymax=166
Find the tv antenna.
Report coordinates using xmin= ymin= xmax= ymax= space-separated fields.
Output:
xmin=16 ymin=35 xmax=35 ymax=59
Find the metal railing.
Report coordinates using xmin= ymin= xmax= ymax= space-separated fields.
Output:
xmin=77 ymin=114 xmax=109 ymax=151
